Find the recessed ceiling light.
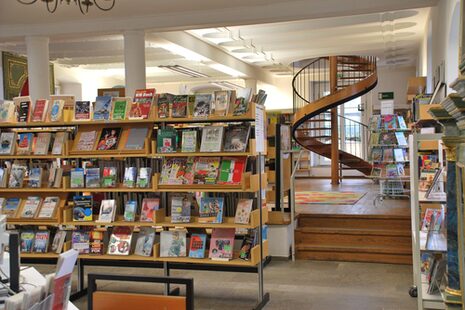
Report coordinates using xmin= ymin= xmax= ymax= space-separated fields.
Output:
xmin=158 ymin=65 xmax=210 ymax=78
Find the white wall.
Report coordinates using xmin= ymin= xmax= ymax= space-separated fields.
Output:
xmin=257 ymin=76 xmax=293 ymax=111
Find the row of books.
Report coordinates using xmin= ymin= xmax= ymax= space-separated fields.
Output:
xmin=370 ymin=131 xmax=408 ymax=146
xmin=1 ymin=196 xmax=59 ymax=219
xmin=160 ymin=156 xmax=247 ymax=185
xmin=74 ymin=127 xmax=148 ymax=152
xmin=0 ymin=163 xmax=62 ymax=189
xmin=70 ymin=166 xmax=151 ymax=189
xmin=157 ymin=123 xmax=251 ymax=153
xmin=369 ymin=114 xmax=408 ymax=131
xmin=370 ymin=147 xmax=408 ymax=163
xmin=0 ymin=131 xmax=67 ymax=156
xmin=370 ymin=163 xmax=406 ymax=178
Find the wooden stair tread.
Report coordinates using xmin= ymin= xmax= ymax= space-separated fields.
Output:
xmin=297 ymin=213 xmax=411 ymax=220
xmin=295 ymin=227 xmax=411 ymax=236
xmin=295 ymin=244 xmax=412 ymax=255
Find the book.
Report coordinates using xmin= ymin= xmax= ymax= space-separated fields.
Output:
xmin=234 ymin=199 xmax=253 ymax=224
xmin=134 ymin=227 xmax=155 ymax=257
xmin=51 ymin=230 xmax=67 ymax=254
xmin=382 ymin=148 xmax=393 ymax=162
xmin=0 ymin=132 xmax=16 ymax=155
xmin=98 ymin=199 xmax=116 ymax=223
xmin=93 ymin=95 xmax=112 ymax=120
xmin=160 ymin=230 xmax=186 ymax=257
xmin=189 ymin=233 xmax=207 ymax=258
xmin=136 ymin=167 xmax=152 ymax=188
xmin=181 ymin=130 xmax=197 ymax=153
xmin=369 ymin=115 xmax=381 ymax=131
xmin=123 ymin=167 xmax=137 ymax=188
xmin=371 ymin=148 xmax=383 ymax=162
xmin=193 ymin=157 xmax=220 ymax=184
xmin=124 ymin=127 xmax=148 ymax=150
xmin=17 ymin=99 xmax=31 ymax=122
xmin=51 ymin=132 xmax=67 ymax=155
xmin=107 ymin=227 xmax=133 ymax=255
xmin=213 ymin=90 xmax=230 ymax=116
xmin=31 ymin=99 xmax=48 ymax=122
xmin=3 ymin=198 xmax=21 ymax=218
xmin=223 ymin=123 xmax=251 ymax=152
xmin=200 ymin=126 xmax=224 ymax=152
xmin=20 ymin=231 xmax=35 ymax=253
xmin=395 ymin=132 xmax=408 ymax=146
xmin=394 ymin=148 xmax=405 ymax=162
xmin=96 ymin=127 xmax=122 ymax=151
xmin=171 ymin=196 xmax=191 ymax=223
xmin=157 ymin=128 xmax=178 ymax=153
xmin=85 ymin=168 xmax=100 ymax=188
xmin=239 ymin=235 xmax=254 ymax=260
xmin=157 ymin=93 xmax=174 ymax=118
xmin=49 ymin=100 xmax=64 ymax=122
xmin=129 ymin=89 xmax=155 ymax=119
xmin=8 ymin=165 xmax=26 ymax=188
xmin=370 ymin=133 xmax=380 ymax=145
xmin=70 ymin=168 xmax=85 ymax=188
xmin=17 ymin=133 xmax=33 ymax=154
xmin=28 ymin=167 xmax=43 ymax=188
xmin=33 ymin=231 xmax=50 ymax=253
xmin=0 ymin=101 xmax=15 ymax=122
xmin=171 ymin=95 xmax=188 ymax=118
xmin=90 ymin=230 xmax=104 ymax=255
xmin=371 ymin=166 xmax=382 ymax=177
xmin=199 ymin=197 xmax=224 ymax=224
xmin=33 ymin=132 xmax=52 ymax=155
xmin=159 ymin=157 xmax=194 ymax=185
xmin=217 ymin=157 xmax=247 ymax=185
xmin=101 ymin=167 xmax=117 ymax=188
xmin=21 ymin=196 xmax=42 ymax=218
xmin=74 ymin=101 xmax=91 ymax=120
xmin=111 ymin=97 xmax=130 ymax=120
xmin=123 ymin=200 xmax=137 ymax=222
xmin=37 ymin=196 xmax=59 ymax=218
xmin=383 ymin=115 xmax=397 ymax=130
xmin=193 ymin=94 xmax=212 ymax=117
xmin=73 ymin=195 xmax=93 ymax=221
xmin=419 ymin=169 xmax=438 ymax=191
xmin=233 ymin=98 xmax=248 ymax=116
xmin=140 ymin=198 xmax=160 ymax=222
xmin=71 ymin=230 xmax=90 ymax=254
xmin=397 ymin=115 xmax=407 ymax=129
xmin=0 ymin=168 xmax=5 ymax=188
xmin=385 ymin=164 xmax=399 ymax=177
xmin=379 ymin=133 xmax=396 ymax=145
xmin=76 ymin=130 xmax=97 ymax=151
xmin=209 ymin=228 xmax=235 ymax=260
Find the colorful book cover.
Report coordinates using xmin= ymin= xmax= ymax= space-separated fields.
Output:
xmin=102 ymin=167 xmax=117 ymax=188
xmin=96 ymin=127 xmax=122 ymax=151
xmin=394 ymin=148 xmax=405 ymax=162
xmin=160 ymin=230 xmax=186 ymax=257
xmin=8 ymin=165 xmax=25 ymax=188
xmin=37 ymin=196 xmax=59 ymax=218
xmin=124 ymin=127 xmax=148 ymax=150
xmin=129 ymin=89 xmax=155 ymax=119
xmin=28 ymin=167 xmax=42 ymax=188
xmin=51 ymin=230 xmax=67 ymax=254
xmin=371 ymin=166 xmax=382 ymax=177
xmin=189 ymin=233 xmax=207 ymax=258
xmin=33 ymin=132 xmax=52 ymax=155
xmin=93 ymin=95 xmax=112 ymax=120
xmin=200 ymin=126 xmax=224 ymax=152
xmin=385 ymin=164 xmax=399 ymax=177
xmin=370 ymin=133 xmax=380 ymax=145
xmin=85 ymin=168 xmax=101 ymax=188
xmin=20 ymin=231 xmax=35 ymax=253
xmin=124 ymin=200 xmax=137 ymax=222
xmin=140 ymin=198 xmax=160 ymax=222
xmin=98 ymin=199 xmax=116 ymax=223
xmin=371 ymin=148 xmax=383 ymax=162
xmin=397 ymin=115 xmax=407 ymax=129
xmin=74 ymin=100 xmax=91 ymax=120
xmin=0 ymin=132 xmax=15 ymax=155
xmin=171 ymin=196 xmax=191 ymax=223
xmin=157 ymin=128 xmax=178 ymax=153
xmin=233 ymin=98 xmax=248 ymax=116
xmin=193 ymin=94 xmax=212 ymax=117
xmin=159 ymin=158 xmax=194 ymax=185
xmin=383 ymin=115 xmax=397 ymax=130
xmin=70 ymin=168 xmax=85 ymax=188
xmin=217 ymin=157 xmax=246 ymax=185
xmin=171 ymin=95 xmax=188 ymax=118
xmin=31 ymin=99 xmax=48 ymax=122
xmin=395 ymin=132 xmax=408 ymax=146
xmin=33 ymin=231 xmax=50 ymax=253
xmin=72 ymin=230 xmax=90 ymax=254
xmin=181 ymin=130 xmax=197 ymax=153
xmin=239 ymin=235 xmax=254 ymax=260
xmin=382 ymin=148 xmax=394 ymax=162
xmin=49 ymin=100 xmax=64 ymax=122
xmin=21 ymin=196 xmax=42 ymax=218
xmin=123 ymin=167 xmax=137 ymax=188
xmin=17 ymin=100 xmax=31 ymax=122
xmin=213 ymin=90 xmax=230 ymax=116
xmin=157 ymin=93 xmax=174 ymax=118
xmin=107 ymin=227 xmax=133 ymax=255
xmin=136 ymin=167 xmax=152 ymax=188
xmin=209 ymin=228 xmax=235 ymax=260
xmin=73 ymin=195 xmax=93 ymax=221
xmin=4 ymin=197 xmax=21 ymax=218
xmin=111 ymin=97 xmax=129 ymax=120
xmin=76 ymin=130 xmax=97 ymax=151
xmin=234 ymin=199 xmax=253 ymax=224
xmin=0 ymin=101 xmax=15 ymax=122
xmin=199 ymin=197 xmax=224 ymax=224
xmin=223 ymin=123 xmax=251 ymax=152
xmin=90 ymin=230 xmax=104 ymax=255
xmin=193 ymin=157 xmax=220 ymax=184
xmin=17 ymin=133 xmax=33 ymax=154
xmin=134 ymin=227 xmax=155 ymax=257
xmin=379 ymin=133 xmax=396 ymax=145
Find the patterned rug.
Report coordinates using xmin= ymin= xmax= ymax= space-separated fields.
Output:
xmin=293 ymin=191 xmax=366 ymax=205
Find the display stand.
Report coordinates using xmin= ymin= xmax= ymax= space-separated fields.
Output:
xmin=409 ymin=133 xmax=446 ymax=310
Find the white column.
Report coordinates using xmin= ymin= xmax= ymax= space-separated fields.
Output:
xmin=124 ymin=30 xmax=146 ymax=98
xmin=25 ymin=36 xmax=50 ymax=102
xmin=245 ymin=79 xmax=257 ymax=94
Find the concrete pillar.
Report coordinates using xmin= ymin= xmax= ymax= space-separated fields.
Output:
xmin=25 ymin=36 xmax=50 ymax=102
xmin=123 ymin=30 xmax=146 ymax=98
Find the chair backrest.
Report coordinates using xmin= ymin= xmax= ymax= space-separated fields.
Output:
xmin=88 ymin=273 xmax=194 ymax=310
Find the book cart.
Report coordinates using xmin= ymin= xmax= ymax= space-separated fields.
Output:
xmin=1 ymin=98 xmax=270 ymax=309
xmin=368 ymin=114 xmax=411 ymax=206
xmin=409 ymin=133 xmax=447 ymax=310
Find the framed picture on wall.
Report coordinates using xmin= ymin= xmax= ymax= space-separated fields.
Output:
xmin=97 ymin=88 xmax=125 ymax=98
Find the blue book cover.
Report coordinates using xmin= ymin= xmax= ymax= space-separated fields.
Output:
xmin=4 ymin=198 xmax=21 ymax=217
xmin=124 ymin=200 xmax=137 ymax=222
xmin=199 ymin=197 xmax=224 ymax=224
xmin=93 ymin=96 xmax=112 ymax=120
xmin=188 ymin=233 xmax=206 ymax=258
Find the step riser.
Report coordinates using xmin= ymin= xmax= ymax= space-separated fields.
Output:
xmin=296 ymin=251 xmax=412 ymax=265
xmin=298 ymin=217 xmax=411 ymax=231
xmin=295 ymin=232 xmax=412 ymax=247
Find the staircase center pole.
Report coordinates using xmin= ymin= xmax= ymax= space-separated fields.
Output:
xmin=329 ymin=56 xmax=340 ymax=185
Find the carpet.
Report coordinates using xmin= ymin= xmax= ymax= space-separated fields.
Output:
xmin=293 ymin=191 xmax=366 ymax=205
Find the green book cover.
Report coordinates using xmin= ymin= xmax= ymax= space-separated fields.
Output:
xmin=157 ymin=128 xmax=177 ymax=153
xmin=112 ymin=100 xmax=127 ymax=120
xmin=218 ymin=159 xmax=232 ymax=183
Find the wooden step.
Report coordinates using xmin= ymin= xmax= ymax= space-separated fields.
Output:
xmin=297 ymin=214 xmax=411 ymax=230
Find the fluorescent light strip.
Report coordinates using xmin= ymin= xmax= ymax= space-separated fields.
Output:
xmin=158 ymin=65 xmax=210 ymax=78
xmin=209 ymin=63 xmax=245 ymax=77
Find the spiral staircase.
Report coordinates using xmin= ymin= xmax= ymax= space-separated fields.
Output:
xmin=292 ymin=56 xmax=412 ymax=264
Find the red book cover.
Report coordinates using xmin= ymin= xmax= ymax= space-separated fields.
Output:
xmin=31 ymin=99 xmax=47 ymax=122
xmin=129 ymin=89 xmax=156 ymax=119
xmin=231 ymin=157 xmax=246 ymax=184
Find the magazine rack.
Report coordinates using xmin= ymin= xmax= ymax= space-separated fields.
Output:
xmin=2 ymin=96 xmax=270 ymax=310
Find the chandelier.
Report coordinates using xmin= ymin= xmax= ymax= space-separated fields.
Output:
xmin=17 ymin=0 xmax=116 ymax=15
